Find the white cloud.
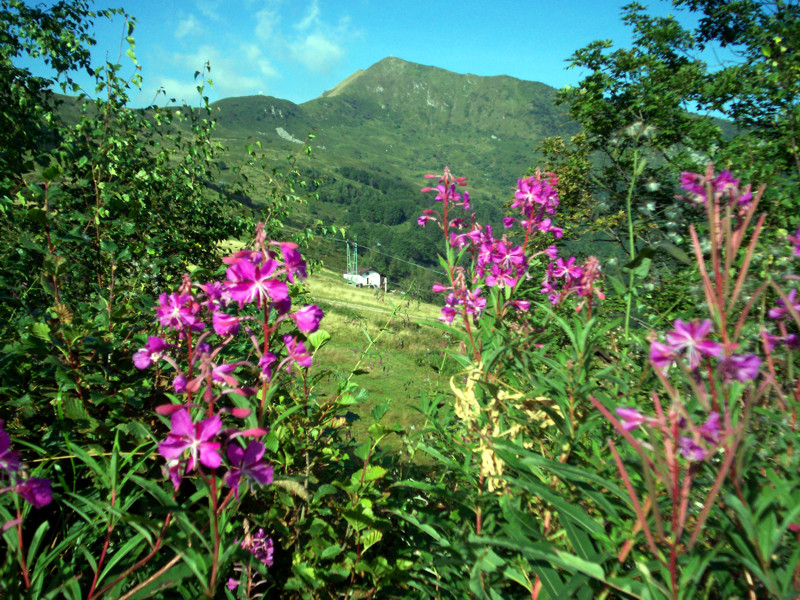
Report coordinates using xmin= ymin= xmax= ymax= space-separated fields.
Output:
xmin=290 ymin=33 xmax=344 ymax=73
xmin=165 ymin=44 xmax=271 ymax=98
xmin=150 ymin=76 xmax=207 ymax=104
xmin=243 ymin=43 xmax=278 ymax=78
xmin=255 ymin=5 xmax=280 ymax=40
xmin=176 ymin=14 xmax=204 ymax=39
xmin=195 ymin=0 xmax=223 ymax=22
xmin=295 ymin=0 xmax=319 ymax=30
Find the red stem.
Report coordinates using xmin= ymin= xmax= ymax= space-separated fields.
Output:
xmin=16 ymin=506 xmax=30 ymax=589
xmin=88 ymin=487 xmax=117 ymax=597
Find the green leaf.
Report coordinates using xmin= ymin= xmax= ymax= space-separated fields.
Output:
xmin=360 ymin=529 xmax=383 ymax=553
xmin=42 ymin=164 xmax=62 ymax=182
xmin=308 ymin=329 xmax=331 ymax=350
xmin=26 ymin=521 xmax=51 ymax=572
xmin=30 ymin=322 xmax=51 ymax=340
xmin=622 ymin=248 xmax=656 ymax=271
xmin=370 ymin=400 xmax=390 ymax=422
xmin=320 ymin=544 xmax=343 ymax=560
xmin=362 ymin=464 xmax=387 ymax=482
xmin=563 ymin=518 xmax=599 ymax=561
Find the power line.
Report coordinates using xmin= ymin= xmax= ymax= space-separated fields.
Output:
xmin=278 ymin=224 xmax=446 ymax=276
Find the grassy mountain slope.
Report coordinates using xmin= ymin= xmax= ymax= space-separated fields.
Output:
xmin=203 ymin=57 xmax=579 ymax=285
xmin=55 ymin=57 xmax=578 ymax=286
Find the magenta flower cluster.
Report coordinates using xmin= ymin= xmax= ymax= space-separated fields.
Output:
xmin=616 ymin=407 xmax=722 ymax=461
xmin=419 ymin=168 xmax=601 ymax=323
xmin=649 ymin=318 xmax=760 ymax=382
xmin=134 ymin=223 xmax=322 ymax=497
xmin=240 ymin=526 xmax=275 ymax=567
xmin=541 ymin=255 xmax=605 ymax=309
xmin=0 ymin=421 xmax=52 ymax=509
xmin=679 ymin=168 xmax=753 ymax=209
xmin=506 ymin=171 xmax=563 ymax=239
xmin=620 ymin=320 xmax=732 ymax=463
xmin=227 ymin=526 xmax=275 ymax=590
xmin=616 ymin=314 xmax=762 ymax=463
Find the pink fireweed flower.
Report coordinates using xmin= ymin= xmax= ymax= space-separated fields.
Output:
xmin=272 ymin=296 xmax=293 ymax=316
xmin=450 ymin=227 xmax=483 ymax=250
xmin=133 ymin=336 xmax=170 ymax=369
xmin=156 ymin=293 xmax=204 ymax=333
xmin=439 ymin=295 xmax=458 ymax=323
xmin=663 ymin=319 xmax=722 ymax=370
xmin=449 ymin=217 xmax=467 ymax=229
xmin=158 ymin=409 xmax=222 ymax=477
xmin=464 ymin=287 xmax=487 ymax=317
xmin=680 ymin=168 xmax=753 ymax=209
xmin=418 ymin=214 xmax=438 ymax=227
xmin=765 ymin=331 xmax=800 ymax=350
xmin=0 ymin=427 xmax=21 ymax=475
xmin=259 ymin=352 xmax=277 ymax=382
xmin=719 ymin=353 xmax=761 ymax=382
xmin=514 ymin=172 xmax=559 ymax=216
xmin=14 ymin=478 xmax=53 ymax=508
xmin=212 ymin=312 xmax=241 ymax=336
xmin=173 ymin=374 xmax=187 ymax=393
xmin=551 ymin=256 xmax=582 ymax=282
xmin=768 ymin=289 xmax=800 ymax=320
xmin=649 ymin=340 xmax=676 ymax=372
xmin=493 ymin=241 xmax=526 ymax=271
xmin=788 ymin=227 xmax=800 ymax=257
xmin=678 ymin=436 xmax=707 ymax=461
xmin=225 ymin=441 xmax=274 ymax=500
xmin=280 ymin=242 xmax=308 ymax=283
xmin=507 ymin=300 xmax=531 ymax=312
xmin=282 ymin=335 xmax=312 ymax=371
xmin=536 ymin=218 xmax=563 ymax=239
xmin=198 ymin=280 xmax=228 ymax=310
xmin=240 ymin=527 xmax=274 ymax=567
xmin=616 ymin=407 xmax=657 ymax=431
xmin=697 ymin=412 xmax=722 ymax=445
xmin=290 ymin=304 xmax=324 ymax=333
xmin=226 ymin=258 xmax=288 ymax=308
xmin=211 ymin=362 xmax=240 ymax=387
xmin=222 ymin=249 xmax=263 ymax=267
xmin=540 ymin=256 xmax=603 ymax=310
xmin=485 ymin=263 xmax=517 ymax=288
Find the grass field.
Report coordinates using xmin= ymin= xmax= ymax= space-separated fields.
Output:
xmin=304 ymin=267 xmax=455 ymax=446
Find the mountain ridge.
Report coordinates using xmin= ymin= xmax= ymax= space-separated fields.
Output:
xmin=53 ymin=57 xmax=577 ymax=285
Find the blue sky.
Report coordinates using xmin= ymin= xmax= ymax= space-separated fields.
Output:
xmin=22 ymin=0 xmax=717 ymax=106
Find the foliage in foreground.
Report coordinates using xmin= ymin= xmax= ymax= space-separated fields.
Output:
xmin=2 ymin=1 xmax=800 ymax=599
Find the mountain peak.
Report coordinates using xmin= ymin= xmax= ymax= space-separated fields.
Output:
xmin=321 ymin=68 xmax=365 ymax=98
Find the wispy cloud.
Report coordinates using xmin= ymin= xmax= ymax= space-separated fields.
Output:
xmin=295 ymin=0 xmax=319 ymax=31
xmin=243 ymin=43 xmax=278 ymax=78
xmin=145 ymin=0 xmax=359 ymax=101
xmin=175 ymin=14 xmax=204 ymax=39
xmin=290 ymin=33 xmax=344 ymax=73
xmin=157 ymin=44 xmax=272 ymax=101
xmin=195 ymin=0 xmax=223 ymax=22
xmin=255 ymin=4 xmax=280 ymax=40
xmin=150 ymin=76 xmax=207 ymax=104
xmin=284 ymin=3 xmax=356 ymax=74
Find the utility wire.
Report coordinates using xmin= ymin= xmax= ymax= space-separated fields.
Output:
xmin=278 ymin=224 xmax=446 ymax=276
